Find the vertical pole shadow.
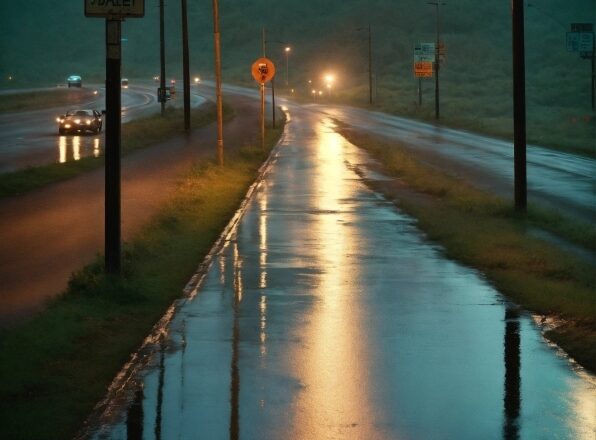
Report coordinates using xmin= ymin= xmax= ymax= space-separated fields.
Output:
xmin=126 ymin=386 xmax=144 ymax=440
xmin=503 ymin=308 xmax=521 ymax=440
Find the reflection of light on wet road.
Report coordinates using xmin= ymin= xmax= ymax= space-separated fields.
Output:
xmin=56 ymin=135 xmax=102 ymax=164
xmin=59 ymin=136 xmax=66 ymax=163
xmin=258 ymin=186 xmax=268 ymax=289
xmin=93 ymin=138 xmax=100 ymax=158
xmin=291 ymin=118 xmax=377 ymax=439
xmin=73 ymin=136 xmax=80 ymax=161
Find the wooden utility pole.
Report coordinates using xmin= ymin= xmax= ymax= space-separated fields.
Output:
xmin=212 ymin=0 xmax=224 ymax=165
xmin=159 ymin=0 xmax=166 ymax=116
xmin=512 ymin=0 xmax=527 ymax=211
xmin=181 ymin=0 xmax=190 ymax=130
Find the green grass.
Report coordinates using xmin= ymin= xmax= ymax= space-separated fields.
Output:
xmin=0 ymin=104 xmax=226 ymax=198
xmin=337 ymin=126 xmax=595 ymax=372
xmin=0 ymin=119 xmax=285 ymax=440
xmin=0 ymin=88 xmax=98 ymax=113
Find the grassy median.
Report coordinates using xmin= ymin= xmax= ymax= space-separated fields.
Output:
xmin=336 ymin=125 xmax=595 ymax=373
xmin=0 ymin=118 xmax=284 ymax=440
xmin=0 ymin=103 xmax=226 ymax=198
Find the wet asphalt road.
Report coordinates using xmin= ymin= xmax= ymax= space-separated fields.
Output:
xmin=83 ymin=107 xmax=595 ymax=440
xmin=0 ymin=84 xmax=204 ymax=173
xmin=219 ymin=84 xmax=595 ymax=223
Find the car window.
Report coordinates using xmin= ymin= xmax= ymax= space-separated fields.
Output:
xmin=75 ymin=110 xmax=91 ymax=116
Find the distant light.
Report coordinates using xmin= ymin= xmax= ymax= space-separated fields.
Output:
xmin=93 ymin=90 xmax=98 ymax=95
xmin=8 ymin=76 xmax=13 ymax=80
xmin=285 ymin=46 xmax=291 ymax=53
xmin=324 ymin=74 xmax=335 ymax=84
xmin=291 ymin=89 xmax=295 ymax=93
xmin=194 ymin=77 xmax=200 ymax=83
xmin=318 ymin=90 xmax=323 ymax=96
xmin=308 ymin=79 xmax=312 ymax=84
xmin=311 ymin=89 xmax=316 ymax=94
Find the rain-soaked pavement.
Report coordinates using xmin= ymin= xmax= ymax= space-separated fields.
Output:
xmin=82 ymin=107 xmax=595 ymax=439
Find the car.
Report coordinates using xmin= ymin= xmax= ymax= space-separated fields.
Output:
xmin=57 ymin=109 xmax=102 ymax=135
xmin=67 ymin=75 xmax=82 ymax=88
xmin=121 ymin=78 xmax=129 ymax=88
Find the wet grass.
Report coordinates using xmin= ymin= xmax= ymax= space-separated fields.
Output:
xmin=0 ymin=88 xmax=98 ymax=113
xmin=0 ymin=104 xmax=228 ymax=199
xmin=337 ymin=126 xmax=595 ymax=373
xmin=0 ymin=120 xmax=285 ymax=440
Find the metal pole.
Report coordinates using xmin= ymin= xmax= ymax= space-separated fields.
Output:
xmin=512 ymin=0 xmax=527 ymax=212
xmin=260 ymin=83 xmax=265 ymax=150
xmin=368 ymin=24 xmax=373 ymax=105
xmin=592 ymin=33 xmax=596 ymax=111
xmin=418 ymin=77 xmax=422 ymax=106
xmin=181 ymin=0 xmax=191 ymax=131
xmin=272 ymin=78 xmax=276 ymax=129
xmin=212 ymin=0 xmax=224 ymax=166
xmin=105 ymin=19 xmax=122 ymax=275
xmin=285 ymin=51 xmax=289 ymax=86
xmin=159 ymin=0 xmax=166 ymax=116
xmin=435 ymin=3 xmax=440 ymax=120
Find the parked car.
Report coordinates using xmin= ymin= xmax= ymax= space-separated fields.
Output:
xmin=57 ymin=109 xmax=102 ymax=135
xmin=67 ymin=75 xmax=82 ymax=88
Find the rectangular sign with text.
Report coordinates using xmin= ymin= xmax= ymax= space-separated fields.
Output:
xmin=85 ymin=0 xmax=145 ymax=18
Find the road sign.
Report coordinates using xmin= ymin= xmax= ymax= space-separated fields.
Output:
xmin=251 ymin=57 xmax=276 ymax=84
xmin=567 ymin=32 xmax=594 ymax=52
xmin=85 ymin=0 xmax=145 ymax=18
xmin=414 ymin=61 xmax=433 ymax=77
xmin=414 ymin=43 xmax=435 ymax=62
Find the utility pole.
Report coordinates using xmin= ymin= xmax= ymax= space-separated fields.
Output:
xmin=105 ymin=19 xmax=122 ymax=275
xmin=159 ymin=0 xmax=166 ymax=116
xmin=368 ymin=24 xmax=373 ymax=105
xmin=428 ymin=2 xmax=445 ymax=120
xmin=512 ymin=0 xmax=527 ymax=212
xmin=212 ymin=0 xmax=224 ymax=165
xmin=181 ymin=0 xmax=190 ymax=130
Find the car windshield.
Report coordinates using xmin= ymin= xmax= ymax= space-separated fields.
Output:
xmin=66 ymin=110 xmax=92 ymax=117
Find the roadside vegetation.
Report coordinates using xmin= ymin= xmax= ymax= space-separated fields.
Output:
xmin=0 ymin=88 xmax=98 ymax=113
xmin=336 ymin=124 xmax=595 ymax=373
xmin=0 ymin=103 xmax=226 ymax=198
xmin=0 ymin=117 xmax=285 ymax=440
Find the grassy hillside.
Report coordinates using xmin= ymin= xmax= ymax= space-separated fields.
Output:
xmin=0 ymin=1 xmax=594 ymax=154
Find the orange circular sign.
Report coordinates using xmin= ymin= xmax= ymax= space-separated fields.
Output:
xmin=251 ymin=57 xmax=276 ymax=84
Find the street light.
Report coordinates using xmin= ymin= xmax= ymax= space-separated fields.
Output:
xmin=284 ymin=46 xmax=291 ymax=86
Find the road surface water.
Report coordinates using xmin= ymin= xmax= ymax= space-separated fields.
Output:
xmin=83 ymin=107 xmax=595 ymax=440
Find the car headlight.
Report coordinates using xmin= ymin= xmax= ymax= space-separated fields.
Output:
xmin=64 ymin=124 xmax=71 ymax=128
xmin=56 ymin=117 xmax=61 ymax=123
xmin=86 ymin=119 xmax=92 ymax=125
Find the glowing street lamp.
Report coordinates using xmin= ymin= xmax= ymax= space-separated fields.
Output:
xmin=284 ymin=46 xmax=291 ymax=86
xmin=194 ymin=76 xmax=200 ymax=84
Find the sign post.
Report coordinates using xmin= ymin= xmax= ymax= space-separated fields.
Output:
xmin=414 ymin=43 xmax=435 ymax=105
xmin=251 ymin=57 xmax=276 ymax=150
xmin=85 ymin=0 xmax=145 ymax=275
xmin=567 ymin=23 xmax=595 ymax=110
